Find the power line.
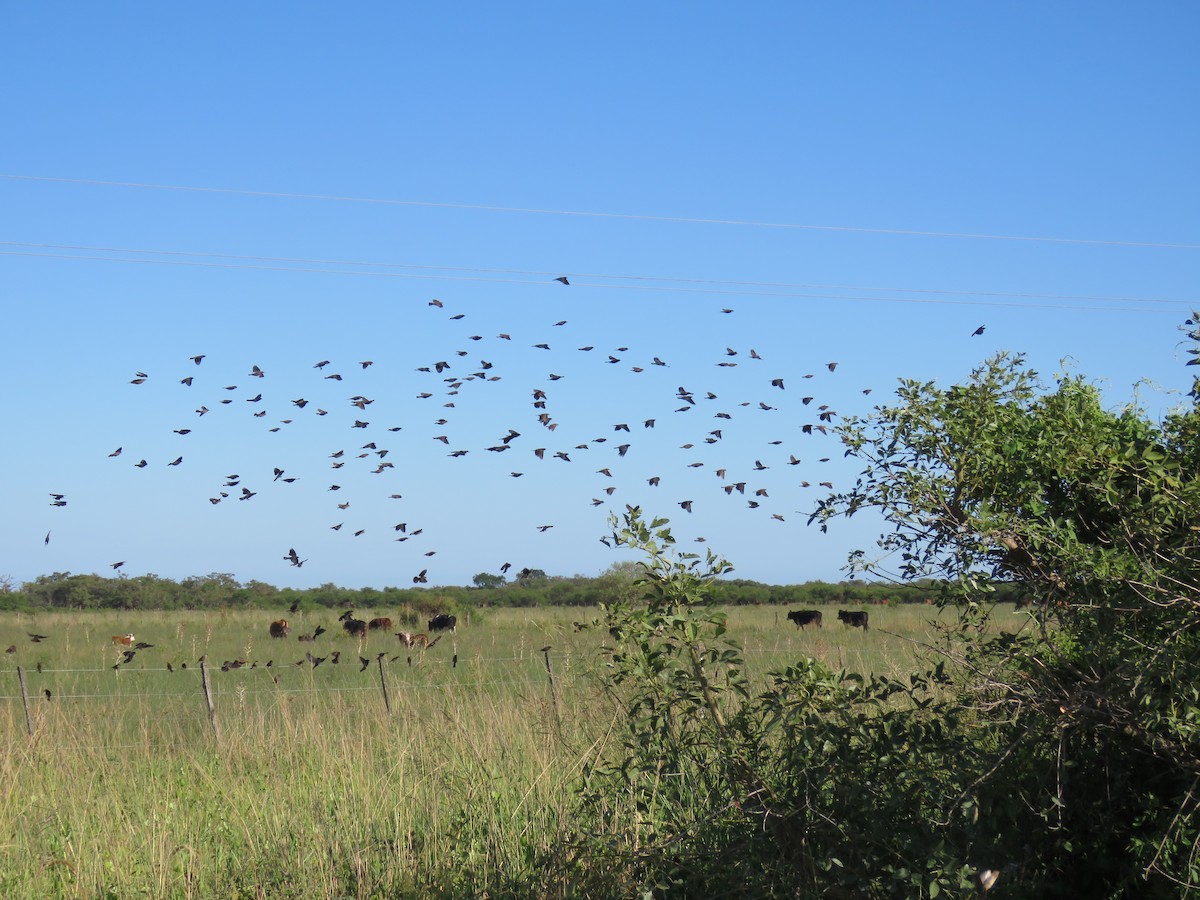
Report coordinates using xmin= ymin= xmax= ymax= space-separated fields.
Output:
xmin=4 ymin=173 xmax=1197 ymax=251
xmin=0 ymin=241 xmax=1187 ymax=308
xmin=0 ymin=246 xmax=1187 ymax=314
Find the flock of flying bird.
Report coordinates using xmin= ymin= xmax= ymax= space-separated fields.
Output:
xmin=43 ymin=284 xmax=990 ymax=585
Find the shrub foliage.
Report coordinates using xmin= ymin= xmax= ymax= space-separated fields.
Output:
xmin=570 ymin=316 xmax=1200 ymax=898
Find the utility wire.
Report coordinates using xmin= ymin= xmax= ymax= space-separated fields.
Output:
xmin=0 ymin=249 xmax=1185 ymax=314
xmin=3 ymin=173 xmax=1197 ymax=251
xmin=0 ymin=241 xmax=1188 ymax=308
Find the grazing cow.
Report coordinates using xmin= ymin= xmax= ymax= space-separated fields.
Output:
xmin=111 ymin=633 xmax=135 ymax=646
xmin=428 ymin=614 xmax=457 ymax=633
xmin=786 ymin=610 xmax=822 ymax=629
xmin=269 ymin=619 xmax=290 ymax=638
xmin=837 ymin=610 xmax=869 ymax=631
xmin=342 ymin=617 xmax=368 ymax=638
xmin=396 ymin=631 xmax=430 ymax=650
xmin=368 ymin=617 xmax=393 ymax=631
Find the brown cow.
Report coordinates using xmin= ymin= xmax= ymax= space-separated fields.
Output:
xmin=368 ymin=617 xmax=393 ymax=631
xmin=396 ymin=631 xmax=430 ymax=650
xmin=269 ymin=619 xmax=290 ymax=638
xmin=111 ymin=633 xmax=135 ymax=646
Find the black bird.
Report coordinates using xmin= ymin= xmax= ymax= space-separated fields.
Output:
xmin=28 ymin=633 xmax=48 ymax=642
xmin=554 ymin=276 xmax=570 ymax=285
xmin=972 ymin=325 xmax=986 ymax=336
xmin=359 ymin=656 xmax=372 ymax=672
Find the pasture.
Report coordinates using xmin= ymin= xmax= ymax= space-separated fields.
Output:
xmin=0 ymin=603 xmax=1023 ymax=897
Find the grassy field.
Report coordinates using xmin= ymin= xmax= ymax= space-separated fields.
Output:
xmin=0 ymin=603 xmax=1022 ymax=898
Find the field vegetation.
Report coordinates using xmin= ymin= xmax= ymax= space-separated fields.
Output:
xmin=0 ymin=601 xmax=976 ymax=898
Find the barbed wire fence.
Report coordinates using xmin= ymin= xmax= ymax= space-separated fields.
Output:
xmin=4 ymin=645 xmax=582 ymax=744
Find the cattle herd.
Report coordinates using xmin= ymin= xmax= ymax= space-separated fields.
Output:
xmin=787 ymin=608 xmax=869 ymax=631
xmin=10 ymin=608 xmax=871 ymax=677
xmin=30 ymin=609 xmax=471 ymax=675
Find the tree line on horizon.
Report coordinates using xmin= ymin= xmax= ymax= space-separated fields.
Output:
xmin=0 ymin=566 xmax=1028 ymax=612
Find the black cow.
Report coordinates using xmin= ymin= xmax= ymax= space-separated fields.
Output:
xmin=786 ymin=610 xmax=822 ymax=629
xmin=428 ymin=614 xmax=457 ymax=633
xmin=837 ymin=609 xmax=869 ymax=631
xmin=342 ymin=617 xmax=368 ymax=638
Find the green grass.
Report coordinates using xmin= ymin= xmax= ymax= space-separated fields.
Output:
xmin=0 ymin=604 xmax=1022 ymax=897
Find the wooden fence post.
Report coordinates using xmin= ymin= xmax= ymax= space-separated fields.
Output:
xmin=541 ymin=646 xmax=561 ymax=728
xmin=16 ymin=666 xmax=33 ymax=737
xmin=199 ymin=657 xmax=220 ymax=741
xmin=377 ymin=654 xmax=393 ymax=717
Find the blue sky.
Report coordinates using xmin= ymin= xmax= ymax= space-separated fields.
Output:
xmin=2 ymin=4 xmax=1197 ymax=590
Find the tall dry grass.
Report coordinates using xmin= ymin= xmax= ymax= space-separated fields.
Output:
xmin=0 ymin=603 xmax=1022 ymax=896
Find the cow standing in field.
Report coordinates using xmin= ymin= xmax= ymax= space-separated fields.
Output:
xmin=339 ymin=610 xmax=368 ymax=639
xmin=428 ymin=614 xmax=456 ymax=633
xmin=269 ymin=619 xmax=290 ymax=638
xmin=396 ymin=631 xmax=431 ymax=650
xmin=112 ymin=633 xmax=135 ymax=646
xmin=787 ymin=610 xmax=822 ymax=629
xmin=837 ymin=610 xmax=869 ymax=631
xmin=368 ymin=617 xmax=393 ymax=632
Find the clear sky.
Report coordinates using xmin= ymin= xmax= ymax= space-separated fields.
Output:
xmin=2 ymin=4 xmax=1197 ymax=591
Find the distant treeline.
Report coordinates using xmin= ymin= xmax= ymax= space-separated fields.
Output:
xmin=1 ymin=570 xmax=1030 ymax=612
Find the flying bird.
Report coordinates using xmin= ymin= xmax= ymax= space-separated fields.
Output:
xmin=554 ymin=276 xmax=570 ymax=285
xmin=972 ymin=325 xmax=986 ymax=336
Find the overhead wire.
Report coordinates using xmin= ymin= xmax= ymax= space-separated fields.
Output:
xmin=0 ymin=245 xmax=1188 ymax=314
xmin=0 ymin=240 xmax=1188 ymax=308
xmin=3 ymin=173 xmax=1198 ymax=250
